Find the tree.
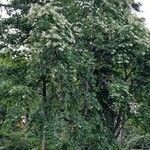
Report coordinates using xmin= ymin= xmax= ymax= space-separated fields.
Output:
xmin=0 ymin=0 xmax=150 ymax=149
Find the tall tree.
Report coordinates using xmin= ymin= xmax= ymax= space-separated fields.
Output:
xmin=0 ymin=0 xmax=150 ymax=149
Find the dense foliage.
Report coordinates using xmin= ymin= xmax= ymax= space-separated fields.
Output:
xmin=0 ymin=0 xmax=150 ymax=149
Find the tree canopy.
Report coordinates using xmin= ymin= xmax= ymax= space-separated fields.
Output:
xmin=0 ymin=0 xmax=150 ymax=149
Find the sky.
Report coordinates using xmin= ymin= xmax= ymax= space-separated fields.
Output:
xmin=135 ymin=0 xmax=150 ymax=28
xmin=0 ymin=0 xmax=9 ymax=18
xmin=1 ymin=0 xmax=150 ymax=28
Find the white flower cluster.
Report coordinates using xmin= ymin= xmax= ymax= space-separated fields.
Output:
xmin=27 ymin=3 xmax=75 ymax=54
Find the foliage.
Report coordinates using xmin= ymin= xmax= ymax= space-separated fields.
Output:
xmin=0 ymin=0 xmax=150 ymax=149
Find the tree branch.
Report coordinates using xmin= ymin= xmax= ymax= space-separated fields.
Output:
xmin=0 ymin=4 xmax=12 ymax=8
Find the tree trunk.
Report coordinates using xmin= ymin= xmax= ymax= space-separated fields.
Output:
xmin=42 ymin=131 xmax=46 ymax=150
xmin=83 ymin=81 xmax=89 ymax=150
xmin=83 ymin=81 xmax=89 ymax=118
xmin=41 ymin=75 xmax=48 ymax=150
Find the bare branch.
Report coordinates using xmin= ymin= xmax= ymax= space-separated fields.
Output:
xmin=0 ymin=4 xmax=13 ymax=8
